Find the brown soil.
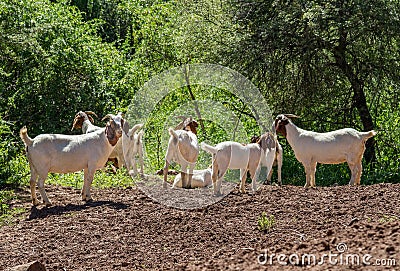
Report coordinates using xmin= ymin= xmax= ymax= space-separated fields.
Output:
xmin=0 ymin=178 xmax=399 ymax=270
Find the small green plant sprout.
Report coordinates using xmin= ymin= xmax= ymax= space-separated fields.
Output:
xmin=257 ymin=212 xmax=276 ymax=232
xmin=379 ymin=215 xmax=399 ymax=223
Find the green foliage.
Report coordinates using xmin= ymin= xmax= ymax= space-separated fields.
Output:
xmin=0 ymin=0 xmax=130 ymax=136
xmin=0 ymin=190 xmax=25 ymax=226
xmin=257 ymin=212 xmax=276 ymax=232
xmin=0 ymin=120 xmax=30 ymax=188
xmin=0 ymin=0 xmax=399 ymax=193
xmin=378 ymin=215 xmax=399 ymax=224
xmin=46 ymin=168 xmax=135 ymax=189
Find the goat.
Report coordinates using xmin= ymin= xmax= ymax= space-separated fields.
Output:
xmin=274 ymin=114 xmax=377 ymax=187
xmin=163 ymin=117 xmax=199 ymax=189
xmin=71 ymin=111 xmax=119 ymax=171
xmin=71 ymin=111 xmax=101 ymax=133
xmin=172 ymin=168 xmax=213 ymax=188
xmin=121 ymin=124 xmax=145 ymax=177
xmin=71 ymin=111 xmax=144 ymax=175
xmin=20 ymin=113 xmax=124 ymax=206
xmin=251 ymin=135 xmax=282 ymax=185
xmin=201 ymin=133 xmax=276 ymax=196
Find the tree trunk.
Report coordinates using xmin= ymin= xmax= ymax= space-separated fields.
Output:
xmin=333 ymin=31 xmax=376 ymax=164
xmin=183 ymin=65 xmax=207 ymax=136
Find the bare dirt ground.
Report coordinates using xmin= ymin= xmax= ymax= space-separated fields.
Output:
xmin=0 ymin=178 xmax=399 ymax=270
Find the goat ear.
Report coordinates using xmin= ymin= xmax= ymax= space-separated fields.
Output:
xmin=122 ymin=119 xmax=130 ymax=135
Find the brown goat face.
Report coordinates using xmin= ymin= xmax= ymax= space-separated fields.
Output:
xmin=184 ymin=119 xmax=199 ymax=135
xmin=274 ymin=115 xmax=290 ymax=138
xmin=71 ymin=111 xmax=95 ymax=131
xmin=105 ymin=115 xmax=124 ymax=146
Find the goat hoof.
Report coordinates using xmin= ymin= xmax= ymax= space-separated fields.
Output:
xmin=213 ymin=192 xmax=223 ymax=197
xmin=82 ymin=197 xmax=93 ymax=202
xmin=162 ymin=182 xmax=168 ymax=189
xmin=32 ymin=199 xmax=40 ymax=206
xmin=45 ymin=202 xmax=52 ymax=207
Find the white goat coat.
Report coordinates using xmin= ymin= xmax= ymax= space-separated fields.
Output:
xmin=172 ymin=168 xmax=213 ymax=188
xmin=201 ymin=137 xmax=272 ymax=195
xmin=286 ymin=125 xmax=374 ymax=165
xmin=280 ymin=117 xmax=376 ymax=187
xmin=26 ymin=129 xmax=113 ymax=174
xmin=164 ymin=128 xmax=199 ymax=189
xmin=166 ymin=129 xmax=199 ymax=168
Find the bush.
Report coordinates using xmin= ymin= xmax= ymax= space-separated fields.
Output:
xmin=0 ymin=120 xmax=29 ymax=189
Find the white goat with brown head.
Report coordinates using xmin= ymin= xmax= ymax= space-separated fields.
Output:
xmin=163 ymin=117 xmax=199 ymax=189
xmin=20 ymin=113 xmax=124 ymax=206
xmin=274 ymin=114 xmax=377 ymax=187
xmin=71 ymin=111 xmax=144 ymax=176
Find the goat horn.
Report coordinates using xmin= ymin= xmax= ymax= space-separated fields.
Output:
xmin=101 ymin=114 xmax=115 ymax=121
xmin=174 ymin=121 xmax=185 ymax=130
xmin=175 ymin=115 xmax=187 ymax=120
xmin=283 ymin=114 xmax=301 ymax=119
xmin=84 ymin=111 xmax=98 ymax=118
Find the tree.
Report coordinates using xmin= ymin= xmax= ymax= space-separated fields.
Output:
xmin=225 ymin=0 xmax=400 ymax=164
xmin=0 ymin=0 xmax=128 ymax=135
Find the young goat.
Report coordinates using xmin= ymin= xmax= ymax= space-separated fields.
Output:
xmin=201 ymin=133 xmax=276 ymax=196
xmin=163 ymin=117 xmax=199 ymax=189
xmin=20 ymin=113 xmax=124 ymax=206
xmin=251 ymin=135 xmax=282 ymax=185
xmin=172 ymin=168 xmax=213 ymax=188
xmin=274 ymin=114 xmax=377 ymax=187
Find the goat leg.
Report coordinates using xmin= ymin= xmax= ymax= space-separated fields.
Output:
xmin=163 ymin=161 xmax=169 ymax=189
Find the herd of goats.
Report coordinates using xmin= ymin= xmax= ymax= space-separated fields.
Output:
xmin=19 ymin=111 xmax=376 ymax=206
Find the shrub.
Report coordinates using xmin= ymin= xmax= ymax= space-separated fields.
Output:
xmin=257 ymin=212 xmax=276 ymax=232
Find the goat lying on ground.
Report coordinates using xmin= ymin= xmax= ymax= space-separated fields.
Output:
xmin=201 ymin=133 xmax=276 ymax=196
xmin=274 ymin=114 xmax=377 ymax=187
xmin=172 ymin=168 xmax=213 ymax=188
xmin=20 ymin=113 xmax=124 ymax=206
xmin=251 ymin=135 xmax=282 ymax=185
xmin=164 ymin=117 xmax=199 ymax=189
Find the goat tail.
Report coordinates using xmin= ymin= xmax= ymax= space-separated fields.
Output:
xmin=361 ymin=130 xmax=377 ymax=140
xmin=131 ymin=123 xmax=144 ymax=134
xmin=20 ymin=126 xmax=34 ymax=147
xmin=200 ymin=142 xmax=218 ymax=154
